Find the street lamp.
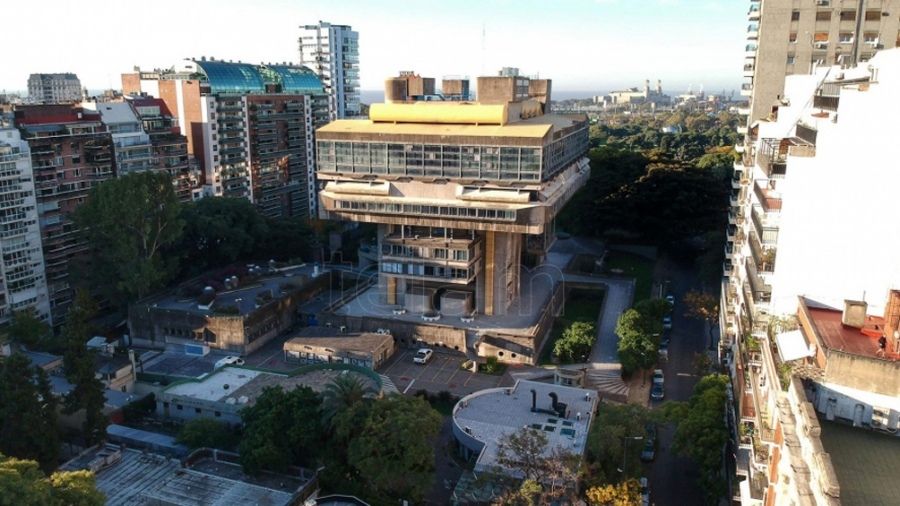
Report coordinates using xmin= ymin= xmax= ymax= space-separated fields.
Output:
xmin=619 ymin=436 xmax=643 ymax=478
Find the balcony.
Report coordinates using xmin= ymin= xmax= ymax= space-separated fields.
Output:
xmin=741 ymin=84 xmax=753 ymax=97
xmin=737 ymin=106 xmax=751 ymax=116
xmin=737 ymin=125 xmax=748 ymax=134
xmin=813 ymin=95 xmax=840 ymax=111
xmin=795 ymin=123 xmax=817 ymax=145
xmin=748 ymin=5 xmax=760 ymax=20
xmin=753 ymin=183 xmax=782 ymax=213
xmin=747 ymin=26 xmax=759 ymax=39
xmin=735 ymin=142 xmax=746 ymax=154
xmin=745 ymin=44 xmax=757 ymax=57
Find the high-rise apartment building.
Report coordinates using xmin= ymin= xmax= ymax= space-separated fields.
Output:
xmin=298 ymin=21 xmax=360 ymax=120
xmin=742 ymin=0 xmax=899 ymax=128
xmin=128 ymin=97 xmax=201 ymax=202
xmin=0 ymin=128 xmax=51 ymax=325
xmin=27 ymin=73 xmax=83 ymax=104
xmin=316 ymin=74 xmax=589 ymax=316
xmin=122 ymin=60 xmax=328 ymax=219
xmin=12 ymin=105 xmax=115 ymax=326
xmin=723 ymin=48 xmax=900 ymax=506
xmin=82 ymin=102 xmax=155 ymax=176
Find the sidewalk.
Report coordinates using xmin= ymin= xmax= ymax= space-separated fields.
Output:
xmin=626 ymin=368 xmax=651 ymax=407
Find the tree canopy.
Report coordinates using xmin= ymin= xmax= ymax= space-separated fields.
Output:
xmin=346 ymin=393 xmax=442 ymax=503
xmin=178 ymin=197 xmax=271 ymax=277
xmin=238 ymin=385 xmax=323 ymax=475
xmin=60 ymin=291 xmax=107 ymax=446
xmin=658 ymin=374 xmax=731 ymax=504
xmin=0 ymin=353 xmax=60 ymax=473
xmin=6 ymin=310 xmax=56 ymax=353
xmin=73 ymin=171 xmax=183 ymax=303
xmin=615 ymin=309 xmax=659 ymax=372
xmin=175 ymin=418 xmax=232 ymax=450
xmin=684 ymin=290 xmax=720 ymax=344
xmin=0 ymin=454 xmax=105 ymax=506
xmin=553 ymin=321 xmax=595 ymax=363
xmin=585 ymin=478 xmax=643 ymax=506
xmin=584 ymin=403 xmax=652 ymax=487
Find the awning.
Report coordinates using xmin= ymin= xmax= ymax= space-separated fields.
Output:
xmin=776 ymin=330 xmax=813 ymax=362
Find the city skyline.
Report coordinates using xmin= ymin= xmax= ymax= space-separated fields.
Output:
xmin=5 ymin=0 xmax=747 ymax=97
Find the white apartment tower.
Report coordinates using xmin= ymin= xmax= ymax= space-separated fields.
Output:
xmin=298 ymin=21 xmax=360 ymax=120
xmin=0 ymin=128 xmax=51 ymax=325
xmin=741 ymin=0 xmax=899 ymax=128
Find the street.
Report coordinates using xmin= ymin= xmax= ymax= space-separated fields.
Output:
xmin=642 ymin=256 xmax=709 ymax=506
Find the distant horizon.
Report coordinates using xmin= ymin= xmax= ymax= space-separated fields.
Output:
xmin=4 ymin=83 xmax=743 ymax=104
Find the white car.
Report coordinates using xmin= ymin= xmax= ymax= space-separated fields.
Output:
xmin=662 ymin=315 xmax=672 ymax=330
xmin=640 ymin=477 xmax=650 ymax=505
xmin=413 ymin=348 xmax=434 ymax=364
xmin=665 ymin=294 xmax=675 ymax=305
xmin=215 ymin=356 xmax=245 ymax=369
xmin=652 ymin=369 xmax=665 ymax=385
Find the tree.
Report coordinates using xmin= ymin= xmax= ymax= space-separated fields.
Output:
xmin=615 ymin=309 xmax=658 ymax=373
xmin=634 ymin=298 xmax=671 ymax=333
xmin=553 ymin=321 xmax=595 ymax=363
xmin=0 ymin=353 xmax=60 ymax=473
xmin=61 ymin=290 xmax=107 ymax=446
xmin=585 ymin=478 xmax=642 ymax=506
xmin=584 ymin=403 xmax=651 ymax=487
xmin=497 ymin=427 xmax=550 ymax=482
xmin=320 ymin=373 xmax=378 ymax=430
xmin=0 ymin=454 xmax=105 ymax=506
xmin=6 ymin=310 xmax=56 ymax=353
xmin=178 ymin=197 xmax=271 ymax=277
xmin=684 ymin=290 xmax=720 ymax=347
xmin=175 ymin=418 xmax=232 ymax=450
xmin=239 ymin=385 xmax=323 ymax=475
xmin=664 ymin=374 xmax=730 ymax=505
xmin=73 ymin=171 xmax=183 ymax=303
xmin=347 ymin=393 xmax=442 ymax=503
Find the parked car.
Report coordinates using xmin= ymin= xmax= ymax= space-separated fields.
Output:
xmin=214 ymin=356 xmax=244 ymax=369
xmin=651 ymin=382 xmax=666 ymax=400
xmin=666 ymin=293 xmax=675 ymax=305
xmin=413 ymin=348 xmax=434 ymax=364
xmin=641 ymin=424 xmax=658 ymax=461
xmin=652 ymin=369 xmax=665 ymax=385
xmin=662 ymin=315 xmax=672 ymax=330
xmin=640 ymin=477 xmax=650 ymax=505
xmin=658 ymin=341 xmax=669 ymax=363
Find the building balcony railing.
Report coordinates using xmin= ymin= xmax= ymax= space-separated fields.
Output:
xmin=813 ymin=95 xmax=840 ymax=111
xmin=753 ymin=183 xmax=782 ymax=212
xmin=795 ymin=123 xmax=817 ymax=145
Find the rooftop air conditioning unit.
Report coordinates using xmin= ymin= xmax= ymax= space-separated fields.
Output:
xmin=816 ymin=0 xmax=828 ymax=5
xmin=339 ymin=325 xmax=347 ymax=333
xmin=814 ymin=42 xmax=828 ymax=49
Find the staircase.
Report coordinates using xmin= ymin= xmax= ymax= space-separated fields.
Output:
xmin=379 ymin=374 xmax=401 ymax=394
xmin=582 ymin=363 xmax=629 ymax=403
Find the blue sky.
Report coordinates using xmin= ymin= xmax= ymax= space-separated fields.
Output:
xmin=4 ymin=0 xmax=747 ymax=97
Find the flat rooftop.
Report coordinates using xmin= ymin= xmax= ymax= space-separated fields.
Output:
xmin=151 ymin=264 xmax=322 ymax=316
xmin=818 ymin=418 xmax=900 ymax=506
xmin=806 ymin=306 xmax=900 ymax=361
xmin=162 ymin=366 xmax=378 ymax=406
xmin=284 ymin=327 xmax=393 ymax=354
xmin=453 ymin=379 xmax=597 ymax=474
xmin=63 ymin=447 xmax=182 ymax=505
xmin=64 ymin=446 xmax=312 ymax=506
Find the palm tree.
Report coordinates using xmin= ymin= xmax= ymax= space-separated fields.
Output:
xmin=320 ymin=373 xmax=377 ymax=430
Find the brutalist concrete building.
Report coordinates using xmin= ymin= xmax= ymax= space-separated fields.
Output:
xmin=315 ymin=73 xmax=589 ymax=317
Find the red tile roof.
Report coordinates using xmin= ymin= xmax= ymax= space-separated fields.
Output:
xmin=807 ymin=306 xmax=900 ymax=361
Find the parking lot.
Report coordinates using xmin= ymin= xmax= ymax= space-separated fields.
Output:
xmin=378 ymin=348 xmax=509 ymax=396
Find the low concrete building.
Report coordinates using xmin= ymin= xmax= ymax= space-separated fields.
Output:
xmin=62 ymin=446 xmax=316 ymax=506
xmin=128 ymin=265 xmax=330 ymax=355
xmin=452 ymin=379 xmax=597 ymax=476
xmin=156 ymin=363 xmax=383 ymax=426
xmin=283 ymin=327 xmax=395 ymax=369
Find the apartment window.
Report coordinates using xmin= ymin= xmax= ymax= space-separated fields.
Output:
xmin=72 ymin=155 xmax=80 ymax=164
xmin=176 ymin=405 xmax=183 ymax=411
xmin=840 ymin=11 xmax=856 ymax=21
xmin=839 ymin=32 xmax=854 ymax=43
xmin=195 ymin=408 xmax=201 ymax=414
xmin=864 ymin=32 xmax=879 ymax=43
xmin=214 ymin=411 xmax=221 ymax=418
xmin=816 ymin=11 xmax=831 ymax=21
xmin=814 ymin=32 xmax=829 ymax=42
xmin=865 ymin=11 xmax=882 ymax=21
xmin=791 ymin=10 xmax=800 ymax=21
xmin=789 ymin=33 xmax=798 ymax=43
xmin=787 ymin=55 xmax=796 ymax=64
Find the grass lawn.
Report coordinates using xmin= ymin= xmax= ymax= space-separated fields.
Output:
xmin=539 ymin=288 xmax=605 ymax=365
xmin=601 ymin=251 xmax=654 ymax=302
